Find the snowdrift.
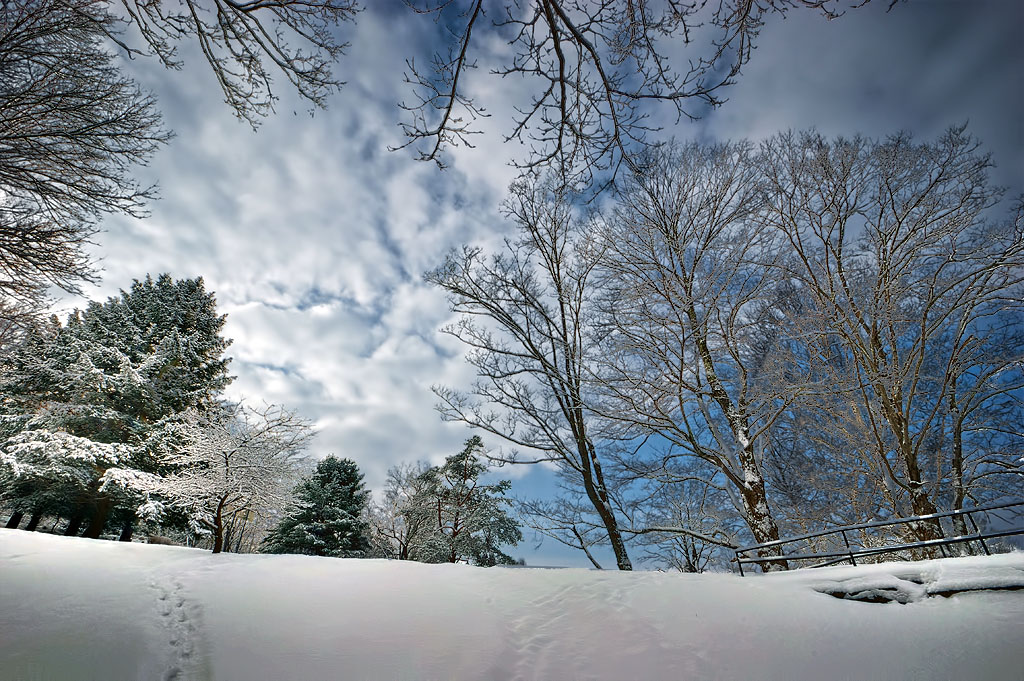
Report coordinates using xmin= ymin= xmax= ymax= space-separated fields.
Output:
xmin=1 ymin=529 xmax=1022 ymax=681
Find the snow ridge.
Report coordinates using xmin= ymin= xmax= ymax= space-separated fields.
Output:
xmin=789 ymin=557 xmax=1024 ymax=604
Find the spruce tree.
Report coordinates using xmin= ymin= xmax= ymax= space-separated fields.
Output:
xmin=261 ymin=456 xmax=371 ymax=558
xmin=0 ymin=274 xmax=232 ymax=537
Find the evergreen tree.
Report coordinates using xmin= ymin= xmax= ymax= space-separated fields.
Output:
xmin=415 ymin=436 xmax=522 ymax=566
xmin=261 ymin=456 xmax=371 ymax=558
xmin=0 ymin=274 xmax=232 ymax=538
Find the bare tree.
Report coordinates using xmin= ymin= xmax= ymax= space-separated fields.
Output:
xmin=627 ymin=470 xmax=743 ymax=572
xmin=0 ymin=2 xmax=168 ymax=332
xmin=367 ymin=461 xmax=440 ymax=560
xmin=393 ymin=0 xmax=880 ymax=181
xmin=131 ymin=403 xmax=313 ymax=553
xmin=518 ymin=491 xmax=615 ymax=569
xmin=596 ymin=141 xmax=800 ymax=568
xmin=113 ymin=0 xmax=359 ymax=127
xmin=765 ymin=386 xmax=894 ymax=534
xmin=942 ymin=316 xmax=1024 ymax=530
xmin=759 ymin=127 xmax=1024 ymax=542
xmin=427 ymin=175 xmax=634 ymax=569
xmin=0 ymin=0 xmax=357 ymax=330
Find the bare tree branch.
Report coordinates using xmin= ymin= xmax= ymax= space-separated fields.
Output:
xmin=396 ymin=0 xmax=879 ymax=183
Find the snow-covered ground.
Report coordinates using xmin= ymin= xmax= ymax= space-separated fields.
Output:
xmin=1 ymin=529 xmax=1022 ymax=681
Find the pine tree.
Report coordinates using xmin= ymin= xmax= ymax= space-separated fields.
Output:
xmin=416 ymin=436 xmax=522 ymax=565
xmin=261 ymin=456 xmax=371 ymax=558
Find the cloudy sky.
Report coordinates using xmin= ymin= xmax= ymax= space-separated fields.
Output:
xmin=61 ymin=0 xmax=1022 ymax=566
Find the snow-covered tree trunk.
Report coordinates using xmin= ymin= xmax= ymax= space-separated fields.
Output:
xmin=950 ymin=405 xmax=970 ymax=543
xmin=579 ymin=438 xmax=632 ymax=570
xmin=697 ymin=323 xmax=787 ymax=569
xmin=737 ymin=459 xmax=786 ymax=571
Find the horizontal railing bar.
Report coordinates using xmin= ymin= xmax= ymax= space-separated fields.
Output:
xmin=737 ymin=548 xmax=870 ymax=564
xmin=805 ymin=556 xmax=856 ymax=569
xmin=736 ymin=499 xmax=1024 ymax=554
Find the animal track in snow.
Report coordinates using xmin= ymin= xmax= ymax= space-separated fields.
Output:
xmin=150 ymin=576 xmax=199 ymax=680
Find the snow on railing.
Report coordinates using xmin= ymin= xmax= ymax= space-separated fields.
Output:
xmin=734 ymin=500 xmax=1024 ymax=576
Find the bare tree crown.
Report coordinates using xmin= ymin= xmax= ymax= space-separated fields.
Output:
xmin=393 ymin=0 xmax=886 ymax=183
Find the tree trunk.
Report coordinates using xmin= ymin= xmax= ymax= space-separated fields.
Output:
xmin=907 ymin=486 xmax=942 ymax=558
xmin=738 ymin=451 xmax=788 ymax=572
xmin=949 ymin=397 xmax=972 ymax=554
xmin=579 ymin=438 xmax=632 ymax=570
xmin=688 ymin=306 xmax=785 ymax=571
xmin=232 ymin=516 xmax=249 ymax=553
xmin=5 ymin=511 xmax=24 ymax=529
xmin=873 ymin=391 xmax=943 ymax=555
xmin=212 ymin=496 xmax=228 ymax=554
xmin=119 ymin=517 xmax=135 ymax=542
xmin=879 ymin=393 xmax=942 ymax=550
xmin=82 ymin=495 xmax=113 ymax=539
xmin=24 ymin=513 xmax=42 ymax=531
xmin=902 ymin=444 xmax=942 ymax=558
xmin=222 ymin=524 xmax=234 ymax=554
xmin=64 ymin=514 xmax=83 ymax=536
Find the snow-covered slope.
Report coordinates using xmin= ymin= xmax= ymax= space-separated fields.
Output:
xmin=1 ymin=529 xmax=1022 ymax=681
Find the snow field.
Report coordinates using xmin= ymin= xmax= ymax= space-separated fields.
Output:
xmin=1 ymin=529 xmax=1022 ymax=681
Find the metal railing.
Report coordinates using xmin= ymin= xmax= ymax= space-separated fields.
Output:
xmin=734 ymin=500 xmax=1024 ymax=576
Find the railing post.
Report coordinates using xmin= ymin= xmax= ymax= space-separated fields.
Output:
xmin=936 ymin=517 xmax=949 ymax=558
xmin=840 ymin=530 xmax=857 ymax=566
xmin=736 ymin=550 xmax=745 ymax=577
xmin=966 ymin=511 xmax=991 ymax=556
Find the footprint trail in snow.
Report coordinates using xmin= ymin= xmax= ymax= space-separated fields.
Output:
xmin=151 ymin=575 xmax=204 ymax=681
